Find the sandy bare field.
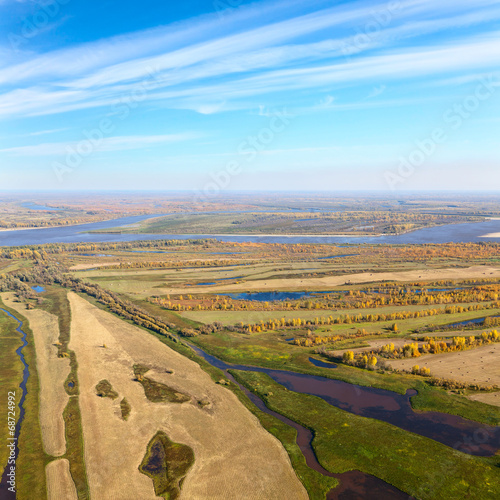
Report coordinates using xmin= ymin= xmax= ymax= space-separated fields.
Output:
xmin=162 ymin=265 xmax=500 ymax=294
xmin=389 ymin=343 xmax=500 ymax=390
xmin=2 ymin=294 xmax=70 ymax=457
xmin=46 ymin=459 xmax=78 ymax=500
xmin=68 ymin=292 xmax=307 ymax=500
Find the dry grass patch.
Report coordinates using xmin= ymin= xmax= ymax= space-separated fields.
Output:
xmin=46 ymin=459 xmax=78 ymax=500
xmin=68 ymin=292 xmax=307 ymax=500
xmin=3 ymin=293 xmax=70 ymax=457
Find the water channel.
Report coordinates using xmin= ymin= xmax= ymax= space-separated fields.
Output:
xmin=187 ymin=344 xmax=499 ymax=498
xmin=0 ymin=310 xmax=29 ymax=500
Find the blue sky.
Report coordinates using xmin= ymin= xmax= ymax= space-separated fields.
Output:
xmin=0 ymin=0 xmax=499 ymax=192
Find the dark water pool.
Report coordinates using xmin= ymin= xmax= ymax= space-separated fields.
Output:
xmin=308 ymin=357 xmax=338 ymax=369
xmin=225 ymin=371 xmax=407 ymax=499
xmin=221 ymin=291 xmax=320 ymax=301
xmin=448 ymin=315 xmax=500 ymax=328
xmin=31 ymin=286 xmax=45 ymax=293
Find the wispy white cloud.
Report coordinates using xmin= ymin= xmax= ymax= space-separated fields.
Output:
xmin=1 ymin=0 xmax=500 ymax=122
xmin=24 ymin=127 xmax=70 ymax=137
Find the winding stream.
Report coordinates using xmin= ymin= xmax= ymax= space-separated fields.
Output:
xmin=0 ymin=310 xmax=29 ymax=500
xmin=191 ymin=345 xmax=499 ymax=456
xmin=225 ymin=371 xmax=408 ymax=499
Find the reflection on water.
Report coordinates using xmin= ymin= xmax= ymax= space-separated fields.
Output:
xmin=190 ymin=345 xmax=499 ymax=456
xmin=225 ymin=370 xmax=408 ymax=500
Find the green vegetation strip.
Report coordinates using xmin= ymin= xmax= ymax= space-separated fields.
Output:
xmin=120 ymin=398 xmax=131 ymax=420
xmin=62 ymin=396 xmax=88 ymax=499
xmin=0 ymin=300 xmax=49 ymax=500
xmin=139 ymin=431 xmax=194 ymax=500
xmin=233 ymin=370 xmax=500 ymax=500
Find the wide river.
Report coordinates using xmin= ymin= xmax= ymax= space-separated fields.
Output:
xmin=1 ymin=215 xmax=500 ymax=247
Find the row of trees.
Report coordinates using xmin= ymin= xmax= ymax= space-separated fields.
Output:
xmin=157 ymin=282 xmax=500 ymax=315
xmin=371 ymin=331 xmax=499 ymax=361
xmin=0 ymin=238 xmax=217 ymax=259
xmin=230 ymin=302 xmax=499 ymax=334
